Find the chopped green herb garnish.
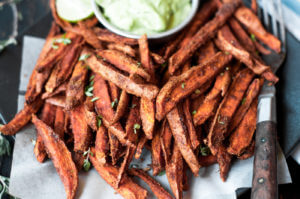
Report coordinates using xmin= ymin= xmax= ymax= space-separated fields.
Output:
xmin=241 ymin=97 xmax=246 ymax=105
xmin=91 ymin=97 xmax=100 ymax=102
xmin=137 ymin=62 xmax=141 ymax=67
xmin=83 ymin=159 xmax=91 ymax=171
xmin=31 ymin=139 xmax=36 ymax=146
xmin=250 ymin=34 xmax=256 ymax=42
xmin=218 ymin=115 xmax=225 ymax=125
xmin=51 ymin=42 xmax=59 ymax=50
xmin=181 ymin=83 xmax=185 ymax=89
xmin=200 ymin=145 xmax=210 ymax=156
xmin=79 ymin=53 xmax=90 ymax=61
xmin=89 ymin=75 xmax=95 ymax=81
xmin=195 ymin=89 xmax=201 ymax=94
xmin=225 ymin=51 xmax=230 ymax=55
xmin=111 ymin=98 xmax=118 ymax=109
xmin=192 ymin=110 xmax=197 ymax=115
xmin=158 ymin=170 xmax=166 ymax=176
xmin=133 ymin=123 xmax=141 ymax=134
xmin=97 ymin=115 xmax=102 ymax=127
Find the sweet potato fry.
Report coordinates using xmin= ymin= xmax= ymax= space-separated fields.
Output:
xmin=228 ymin=18 xmax=256 ymax=53
xmin=196 ymin=41 xmax=217 ymax=65
xmin=238 ymin=140 xmax=255 ymax=160
xmin=168 ymin=0 xmax=241 ymax=74
xmin=108 ymin=82 xmax=120 ymax=103
xmin=42 ymin=82 xmax=67 ymax=99
xmin=156 ymin=52 xmax=232 ymax=121
xmin=107 ymin=130 xmax=122 ymax=165
xmin=254 ymin=41 xmax=271 ymax=55
xmin=150 ymin=52 xmax=165 ymax=65
xmin=54 ymin=106 xmax=65 ymax=139
xmin=198 ymin=154 xmax=217 ymax=167
xmin=90 ymin=149 xmax=148 ymax=199
xmin=129 ymin=168 xmax=174 ymax=199
xmin=111 ymin=90 xmax=130 ymax=124
xmin=95 ymin=125 xmax=109 ymax=164
xmin=87 ymin=53 xmax=159 ymax=100
xmin=65 ymin=61 xmax=88 ymax=110
xmin=83 ymin=97 xmax=98 ymax=131
xmin=76 ymin=21 xmax=104 ymax=49
xmin=45 ymin=63 xmax=61 ymax=93
xmin=183 ymin=99 xmax=200 ymax=150
xmin=208 ymin=68 xmax=254 ymax=155
xmin=163 ymin=33 xmax=185 ymax=60
xmin=216 ymin=145 xmax=232 ymax=182
xmin=193 ymin=70 xmax=231 ymax=126
xmin=34 ymin=103 xmax=56 ymax=163
xmin=229 ymin=78 xmax=262 ymax=132
xmin=140 ymin=98 xmax=155 ymax=140
xmin=70 ymin=104 xmax=92 ymax=152
xmin=165 ymin=144 xmax=184 ymax=199
xmin=167 ymin=107 xmax=200 ymax=176
xmin=135 ymin=134 xmax=147 ymax=159
xmin=138 ymin=34 xmax=155 ymax=80
xmin=151 ymin=128 xmax=164 ymax=176
xmin=0 ymin=98 xmax=43 ymax=135
xmin=190 ymin=79 xmax=213 ymax=99
xmin=32 ymin=115 xmax=78 ymax=199
xmin=251 ymin=0 xmax=257 ymax=14
xmin=215 ymin=25 xmax=278 ymax=83
xmin=94 ymin=27 xmax=138 ymax=45
xmin=234 ymin=6 xmax=281 ymax=53
xmin=107 ymin=43 xmax=136 ymax=58
xmin=117 ymin=146 xmax=136 ymax=188
xmin=227 ymin=100 xmax=257 ymax=155
xmin=160 ymin=120 xmax=173 ymax=164
xmin=98 ymin=50 xmax=151 ymax=81
xmin=45 ymin=95 xmax=66 ymax=108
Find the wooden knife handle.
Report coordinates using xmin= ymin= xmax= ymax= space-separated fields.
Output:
xmin=251 ymin=121 xmax=277 ymax=199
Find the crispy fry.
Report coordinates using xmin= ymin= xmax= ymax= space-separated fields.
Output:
xmin=117 ymin=146 xmax=136 ymax=188
xmin=42 ymin=82 xmax=67 ymax=99
xmin=94 ymin=27 xmax=138 ymax=45
xmin=138 ymin=34 xmax=155 ymax=80
xmin=227 ymin=100 xmax=257 ymax=155
xmin=54 ymin=106 xmax=65 ymax=139
xmin=216 ymin=145 xmax=232 ymax=182
xmin=150 ymin=52 xmax=165 ymax=65
xmin=151 ymin=128 xmax=164 ymax=176
xmin=90 ymin=149 xmax=148 ymax=199
xmin=95 ymin=125 xmax=109 ymax=164
xmin=32 ymin=115 xmax=78 ymax=199
xmin=83 ymin=97 xmax=98 ymax=131
xmin=140 ymin=98 xmax=155 ymax=139
xmin=215 ymin=25 xmax=278 ymax=83
xmin=168 ymin=0 xmax=241 ymax=74
xmin=183 ymin=99 xmax=200 ymax=150
xmin=76 ymin=21 xmax=104 ymax=49
xmin=0 ymin=98 xmax=43 ymax=135
xmin=228 ymin=18 xmax=256 ymax=53
xmin=167 ymin=107 xmax=200 ymax=176
xmin=193 ymin=70 xmax=231 ymax=126
xmin=160 ymin=120 xmax=173 ymax=164
xmin=229 ymin=78 xmax=262 ymax=132
xmin=135 ymin=134 xmax=147 ymax=159
xmin=208 ymin=68 xmax=254 ymax=155
xmin=25 ymin=70 xmax=40 ymax=104
xmin=65 ymin=55 xmax=89 ymax=110
xmin=238 ymin=140 xmax=255 ymax=160
xmin=45 ymin=95 xmax=66 ymax=108
xmin=254 ymin=41 xmax=271 ymax=55
xmin=98 ymin=50 xmax=151 ymax=81
xmin=165 ymin=144 xmax=184 ymax=199
xmin=108 ymin=82 xmax=120 ymax=103
xmin=45 ymin=63 xmax=61 ymax=93
xmin=235 ymin=6 xmax=281 ymax=53
xmin=190 ymin=79 xmax=213 ymax=99
xmin=87 ymin=53 xmax=159 ymax=100
xmin=108 ymin=131 xmax=122 ymax=165
xmin=156 ymin=52 xmax=232 ymax=121
xmin=196 ymin=41 xmax=217 ymax=65
xmin=70 ymin=104 xmax=92 ymax=152
xmin=198 ymin=154 xmax=217 ymax=167
xmin=34 ymin=103 xmax=56 ymax=163
xmin=107 ymin=43 xmax=136 ymax=57
xmin=111 ymin=90 xmax=130 ymax=124
xmin=129 ymin=168 xmax=174 ymax=199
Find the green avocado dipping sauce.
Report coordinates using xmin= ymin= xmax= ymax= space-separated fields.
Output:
xmin=95 ymin=0 xmax=192 ymax=35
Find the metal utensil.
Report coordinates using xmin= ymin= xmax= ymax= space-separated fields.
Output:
xmin=251 ymin=0 xmax=286 ymax=199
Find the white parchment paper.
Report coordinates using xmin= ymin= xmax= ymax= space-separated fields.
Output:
xmin=9 ymin=36 xmax=292 ymax=199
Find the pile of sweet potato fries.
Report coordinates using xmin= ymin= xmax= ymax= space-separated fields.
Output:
xmin=0 ymin=0 xmax=282 ymax=198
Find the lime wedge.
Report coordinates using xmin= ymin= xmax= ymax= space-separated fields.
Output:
xmin=56 ymin=0 xmax=94 ymax=22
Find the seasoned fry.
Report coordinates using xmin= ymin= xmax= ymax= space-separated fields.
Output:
xmin=0 ymin=98 xmax=43 ymax=135
xmin=94 ymin=27 xmax=138 ymax=45
xmin=168 ymin=0 xmax=241 ymax=74
xmin=216 ymin=145 xmax=232 ymax=182
xmin=108 ymin=82 xmax=120 ymax=103
xmin=208 ymin=68 xmax=254 ymax=155
xmin=34 ymin=103 xmax=56 ymax=163
xmin=140 ymin=98 xmax=155 ymax=140
xmin=83 ymin=97 xmax=98 ymax=131
xmin=190 ymin=79 xmax=213 ymax=99
xmin=42 ymin=82 xmax=67 ymax=99
xmin=65 ymin=54 xmax=89 ymax=110
xmin=152 ymin=128 xmax=164 ymax=176
xmin=215 ymin=25 xmax=278 ymax=83
xmin=117 ymin=146 xmax=136 ymax=188
xmin=111 ymin=90 xmax=130 ymax=124
xmin=229 ymin=78 xmax=262 ymax=132
xmin=95 ymin=125 xmax=109 ymax=164
xmin=138 ymin=34 xmax=155 ymax=80
xmin=129 ymin=168 xmax=174 ymax=199
xmin=167 ymin=107 xmax=200 ymax=176
xmin=108 ymin=131 xmax=122 ymax=165
xmin=196 ymin=41 xmax=217 ymax=65
xmin=198 ymin=154 xmax=217 ymax=167
xmin=156 ymin=52 xmax=232 ymax=121
xmin=227 ymin=100 xmax=257 ymax=155
xmin=77 ymin=21 xmax=104 ymax=49
xmin=183 ymin=99 xmax=199 ymax=150
xmin=135 ymin=134 xmax=147 ymax=159
xmin=54 ymin=106 xmax=65 ymax=139
xmin=90 ymin=149 xmax=148 ymax=199
xmin=32 ymin=115 xmax=78 ymax=199
xmin=238 ymin=140 xmax=255 ymax=160
xmin=150 ymin=52 xmax=165 ymax=65
xmin=87 ymin=53 xmax=159 ymax=100
xmin=70 ymin=104 xmax=92 ymax=152
xmin=98 ymin=50 xmax=151 ymax=81
xmin=160 ymin=120 xmax=173 ymax=163
xmin=235 ymin=6 xmax=281 ymax=53
xmin=45 ymin=95 xmax=66 ymax=108
xmin=107 ymin=43 xmax=136 ymax=57
xmin=165 ymin=144 xmax=184 ymax=199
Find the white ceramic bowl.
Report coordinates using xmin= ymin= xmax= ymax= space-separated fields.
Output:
xmin=91 ymin=0 xmax=200 ymax=41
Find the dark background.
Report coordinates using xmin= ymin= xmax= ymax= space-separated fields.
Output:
xmin=0 ymin=0 xmax=299 ymax=198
